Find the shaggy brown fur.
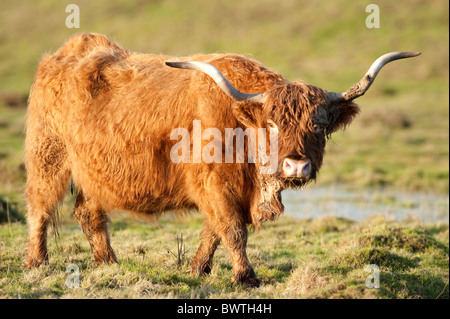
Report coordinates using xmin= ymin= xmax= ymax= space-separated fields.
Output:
xmin=25 ymin=33 xmax=359 ymax=286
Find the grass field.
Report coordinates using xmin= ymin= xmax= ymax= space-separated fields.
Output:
xmin=0 ymin=0 xmax=448 ymax=299
xmin=0 ymin=214 xmax=448 ymax=299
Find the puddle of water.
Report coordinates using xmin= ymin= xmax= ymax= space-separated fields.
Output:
xmin=282 ymin=186 xmax=449 ymax=223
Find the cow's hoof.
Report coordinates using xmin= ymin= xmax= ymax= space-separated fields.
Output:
xmin=233 ymin=271 xmax=261 ymax=288
xmin=94 ymin=250 xmax=118 ymax=266
xmin=25 ymin=256 xmax=48 ymax=269
xmin=240 ymin=276 xmax=261 ymax=288
xmin=191 ymin=260 xmax=213 ymax=277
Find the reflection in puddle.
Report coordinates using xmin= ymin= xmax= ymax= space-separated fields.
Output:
xmin=282 ymin=186 xmax=449 ymax=223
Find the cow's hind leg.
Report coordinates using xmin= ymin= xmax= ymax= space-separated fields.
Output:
xmin=192 ymin=221 xmax=221 ymax=276
xmin=25 ymin=136 xmax=70 ymax=268
xmin=73 ymin=192 xmax=117 ymax=265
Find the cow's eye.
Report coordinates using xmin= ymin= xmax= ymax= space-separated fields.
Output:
xmin=267 ymin=120 xmax=277 ymax=130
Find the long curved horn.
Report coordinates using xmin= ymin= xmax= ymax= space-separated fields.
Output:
xmin=327 ymin=51 xmax=421 ymax=102
xmin=165 ymin=61 xmax=266 ymax=103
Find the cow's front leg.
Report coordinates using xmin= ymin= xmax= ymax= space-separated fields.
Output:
xmin=198 ymin=203 xmax=260 ymax=287
xmin=222 ymin=219 xmax=259 ymax=287
xmin=191 ymin=221 xmax=220 ymax=276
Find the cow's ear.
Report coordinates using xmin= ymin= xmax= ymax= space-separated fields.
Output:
xmin=324 ymin=101 xmax=360 ymax=134
xmin=232 ymin=102 xmax=263 ymax=128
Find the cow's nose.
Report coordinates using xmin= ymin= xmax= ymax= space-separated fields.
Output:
xmin=282 ymin=158 xmax=311 ymax=178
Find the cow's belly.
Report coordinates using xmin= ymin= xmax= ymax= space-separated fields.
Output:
xmin=67 ymin=137 xmax=192 ymax=214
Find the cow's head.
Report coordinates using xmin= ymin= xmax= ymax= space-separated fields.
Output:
xmin=166 ymin=52 xmax=420 ymax=189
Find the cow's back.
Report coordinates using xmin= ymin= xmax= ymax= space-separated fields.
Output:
xmin=27 ymin=33 xmax=286 ymax=215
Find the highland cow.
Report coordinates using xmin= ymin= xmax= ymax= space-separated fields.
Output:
xmin=25 ymin=33 xmax=419 ymax=286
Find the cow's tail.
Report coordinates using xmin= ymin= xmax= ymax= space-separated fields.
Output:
xmin=25 ymin=58 xmax=72 ymax=250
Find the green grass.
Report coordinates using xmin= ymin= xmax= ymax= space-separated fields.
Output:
xmin=0 ymin=0 xmax=448 ymax=299
xmin=0 ymin=104 xmax=26 ymax=206
xmin=0 ymin=214 xmax=447 ymax=299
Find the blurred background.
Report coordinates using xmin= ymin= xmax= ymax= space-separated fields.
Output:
xmin=0 ymin=0 xmax=448 ymax=222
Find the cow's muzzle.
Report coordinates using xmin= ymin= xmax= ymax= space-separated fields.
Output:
xmin=281 ymin=158 xmax=312 ymax=179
